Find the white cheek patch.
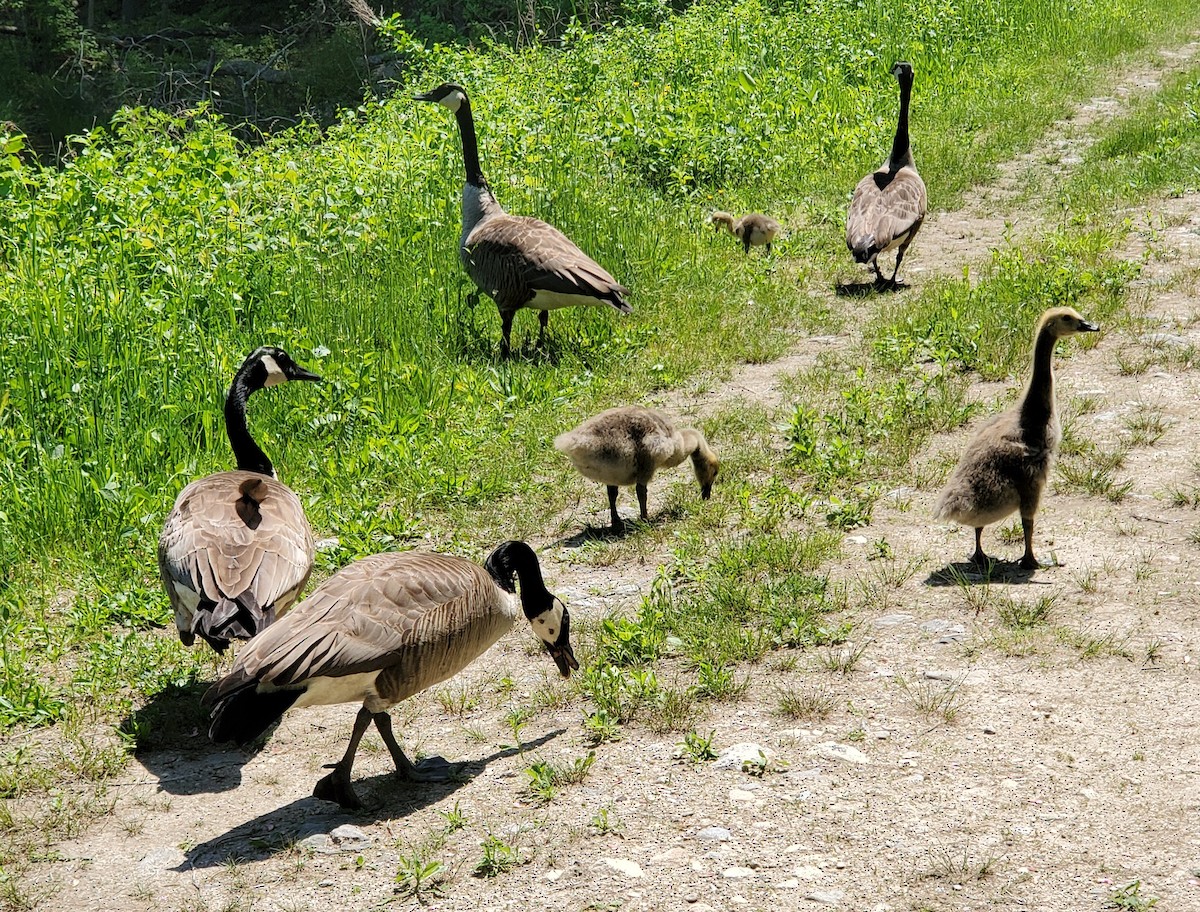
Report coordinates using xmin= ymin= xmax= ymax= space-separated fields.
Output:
xmin=532 ymin=601 xmax=566 ymax=646
xmin=260 ymin=354 xmax=287 ymax=387
xmin=444 ymin=90 xmax=465 ymax=112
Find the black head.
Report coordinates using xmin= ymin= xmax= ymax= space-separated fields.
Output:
xmin=485 ymin=540 xmax=578 ymax=678
xmin=414 ymin=83 xmax=470 ymax=112
xmin=238 ymin=346 xmax=322 ymax=391
xmin=891 ymin=61 xmax=914 ymax=82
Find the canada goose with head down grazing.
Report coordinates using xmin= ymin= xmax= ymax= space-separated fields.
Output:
xmin=934 ymin=307 xmax=1099 ymax=569
xmin=846 ymin=62 xmax=927 ymax=288
xmin=414 ymin=82 xmax=632 ymax=358
xmin=711 ymin=210 xmax=782 ymax=254
xmin=554 ymin=406 xmax=719 ymax=531
xmin=206 ymin=540 xmax=577 ymax=809
xmin=158 ymin=347 xmax=321 ymax=652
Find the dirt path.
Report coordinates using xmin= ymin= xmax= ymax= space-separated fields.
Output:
xmin=39 ymin=41 xmax=1200 ymax=912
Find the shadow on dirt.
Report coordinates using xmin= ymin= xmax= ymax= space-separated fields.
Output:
xmin=924 ymin=559 xmax=1050 ymax=586
xmin=175 ymin=728 xmax=567 ymax=869
xmin=835 ymin=278 xmax=908 ymax=297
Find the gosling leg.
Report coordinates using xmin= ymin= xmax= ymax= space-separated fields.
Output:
xmin=1018 ymin=515 xmax=1040 ymax=570
xmin=636 ymin=483 xmax=649 ymax=521
xmin=607 ymin=485 xmax=623 ymax=532
xmin=312 ymin=706 xmax=373 ymax=809
xmin=969 ymin=527 xmax=990 ymax=566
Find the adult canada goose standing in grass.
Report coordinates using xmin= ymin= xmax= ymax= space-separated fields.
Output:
xmin=711 ymin=210 xmax=782 ymax=255
xmin=934 ymin=307 xmax=1100 ymax=569
xmin=554 ymin=406 xmax=719 ymax=532
xmin=846 ymin=61 xmax=927 ymax=289
xmin=158 ymin=347 xmax=321 ymax=652
xmin=414 ymin=82 xmax=631 ymax=358
xmin=206 ymin=540 xmax=577 ymax=809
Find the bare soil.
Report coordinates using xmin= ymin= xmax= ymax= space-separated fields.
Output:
xmin=37 ymin=41 xmax=1200 ymax=912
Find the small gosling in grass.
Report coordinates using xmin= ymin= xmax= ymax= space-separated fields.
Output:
xmin=554 ymin=406 xmax=719 ymax=531
xmin=933 ymin=307 xmax=1100 ymax=569
xmin=711 ymin=210 xmax=782 ymax=254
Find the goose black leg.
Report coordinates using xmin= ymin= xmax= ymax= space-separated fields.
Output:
xmin=499 ymin=309 xmax=515 ymax=359
xmin=1019 ymin=515 xmax=1040 ymax=570
xmin=969 ymin=527 xmax=990 ymax=567
xmin=537 ymin=310 xmax=549 ymax=348
xmin=374 ymin=711 xmax=461 ymax=782
xmin=636 ymin=483 xmax=649 ymax=521
xmin=313 ymin=707 xmax=372 ymax=809
xmin=607 ymin=485 xmax=623 ymax=532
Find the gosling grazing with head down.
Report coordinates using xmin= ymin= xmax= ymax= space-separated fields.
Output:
xmin=158 ymin=347 xmax=321 ymax=652
xmin=206 ymin=540 xmax=577 ymax=809
xmin=554 ymin=406 xmax=719 ymax=531
xmin=934 ymin=307 xmax=1100 ymax=569
xmin=414 ymin=82 xmax=631 ymax=358
xmin=846 ymin=61 xmax=927 ymax=288
xmin=711 ymin=210 xmax=782 ymax=255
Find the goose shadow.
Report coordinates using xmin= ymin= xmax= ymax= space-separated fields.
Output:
xmin=924 ymin=559 xmax=1048 ymax=587
xmin=551 ymin=522 xmax=636 ymax=548
xmin=835 ymin=278 xmax=908 ymax=297
xmin=174 ymin=728 xmax=566 ymax=870
xmin=120 ymin=680 xmax=256 ymax=795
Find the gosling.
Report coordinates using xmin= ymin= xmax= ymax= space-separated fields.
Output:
xmin=554 ymin=406 xmax=719 ymax=531
xmin=933 ymin=307 xmax=1099 ymax=569
xmin=711 ymin=211 xmax=781 ymax=255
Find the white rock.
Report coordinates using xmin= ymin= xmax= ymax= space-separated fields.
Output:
xmin=545 ymin=869 xmax=564 ymax=881
xmin=844 ymin=535 xmax=868 ymax=545
xmin=729 ymin=788 xmax=756 ymax=802
xmin=714 ymin=743 xmax=775 ymax=771
xmin=723 ymin=867 xmax=756 ymax=879
xmin=805 ymin=889 xmax=845 ymax=903
xmin=776 ymin=879 xmax=800 ymax=889
xmin=329 ymin=824 xmax=371 ymax=850
xmin=651 ymin=848 xmax=691 ymax=865
xmin=602 ymin=858 xmax=643 ymax=878
xmin=794 ymin=865 xmax=823 ymax=880
xmin=137 ymin=847 xmax=187 ymax=876
xmin=874 ymin=614 xmax=914 ymax=627
xmin=696 ymin=826 xmax=732 ymax=841
xmin=815 ymin=742 xmax=869 ymax=764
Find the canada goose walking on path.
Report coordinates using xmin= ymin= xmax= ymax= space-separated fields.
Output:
xmin=711 ymin=210 xmax=782 ymax=254
xmin=846 ymin=62 xmax=928 ymax=289
xmin=554 ymin=406 xmax=719 ymax=532
xmin=206 ymin=541 xmax=577 ymax=809
xmin=933 ymin=308 xmax=1100 ymax=569
xmin=158 ymin=347 xmax=321 ymax=652
xmin=415 ymin=82 xmax=631 ymax=358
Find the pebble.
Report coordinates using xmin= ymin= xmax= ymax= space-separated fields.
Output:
xmin=805 ymin=889 xmax=845 ymax=903
xmin=983 ymin=725 xmax=997 ymax=735
xmin=729 ymin=788 xmax=757 ymax=802
xmin=815 ymin=742 xmax=870 ymax=765
xmin=794 ymin=864 xmax=823 ymax=880
xmin=602 ymin=858 xmax=643 ymax=878
xmin=873 ymin=614 xmax=914 ymax=627
xmin=545 ymin=869 xmax=564 ymax=881
xmin=724 ymin=867 xmax=756 ymax=879
xmin=651 ymin=848 xmax=691 ymax=865
xmin=714 ymin=743 xmax=775 ymax=771
xmin=696 ymin=826 xmax=732 ymax=842
xmin=776 ymin=879 xmax=800 ymax=889
xmin=136 ymin=847 xmax=187 ymax=876
xmin=920 ymin=619 xmax=967 ymax=643
xmin=329 ymin=824 xmax=371 ymax=850
xmin=318 ymin=879 xmax=335 ymax=888
xmin=684 ymin=893 xmax=699 ymax=904
xmin=924 ymin=669 xmax=983 ymax=685
xmin=844 ymin=535 xmax=868 ymax=545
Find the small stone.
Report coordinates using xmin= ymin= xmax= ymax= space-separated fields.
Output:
xmin=1001 ymin=778 xmax=1020 ymax=789
xmin=776 ymin=879 xmax=800 ymax=889
xmin=684 ymin=893 xmax=699 ymax=904
xmin=318 ymin=879 xmax=335 ymax=887
xmin=983 ymin=725 xmax=997 ymax=735
xmin=815 ymin=742 xmax=869 ymax=764
xmin=298 ymin=833 xmax=336 ymax=854
xmin=545 ymin=869 xmax=564 ymax=881
xmin=723 ymin=867 xmax=756 ymax=879
xmin=696 ymin=826 xmax=732 ymax=842
xmin=844 ymin=535 xmax=868 ymax=545
xmin=874 ymin=614 xmax=914 ymax=627
xmin=602 ymin=858 xmax=643 ymax=878
xmin=1081 ymin=788 xmax=1098 ymax=800
xmin=713 ymin=743 xmax=776 ymax=771
xmin=329 ymin=824 xmax=371 ymax=850
xmin=805 ymin=889 xmax=845 ymax=903
xmin=793 ymin=865 xmax=823 ymax=881
xmin=651 ymin=848 xmax=691 ymax=865
xmin=729 ymin=788 xmax=756 ymax=802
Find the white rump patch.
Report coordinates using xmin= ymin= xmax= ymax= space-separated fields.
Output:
xmin=529 ymin=289 xmax=614 ymax=312
xmin=531 ymin=599 xmax=566 ymax=646
xmin=260 ymin=354 xmax=287 ymax=386
xmin=171 ymin=581 xmax=201 ymax=634
xmin=293 ymin=671 xmax=383 ymax=710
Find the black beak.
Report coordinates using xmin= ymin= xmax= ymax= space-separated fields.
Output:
xmin=413 ymin=90 xmax=436 ymax=102
xmin=292 ymin=367 xmax=323 ymax=382
xmin=546 ymin=605 xmax=578 ymax=678
xmin=1079 ymin=320 xmax=1100 ymax=333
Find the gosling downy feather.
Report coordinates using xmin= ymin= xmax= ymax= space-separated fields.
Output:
xmin=711 ymin=210 xmax=782 ymax=254
xmin=158 ymin=347 xmax=321 ymax=652
xmin=206 ymin=541 xmax=577 ymax=809
xmin=846 ymin=61 xmax=927 ymax=288
xmin=933 ymin=307 xmax=1099 ymax=569
xmin=554 ymin=405 xmax=719 ymax=531
xmin=415 ymin=82 xmax=631 ymax=357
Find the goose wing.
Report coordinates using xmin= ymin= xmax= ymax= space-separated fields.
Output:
xmin=158 ymin=470 xmax=314 ymax=626
xmin=846 ymin=166 xmax=927 ymax=254
xmin=226 ymin=552 xmax=501 ymax=690
xmin=465 ymin=215 xmax=631 ymax=311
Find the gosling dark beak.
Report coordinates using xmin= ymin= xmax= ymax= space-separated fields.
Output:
xmin=1079 ymin=320 xmax=1100 ymax=333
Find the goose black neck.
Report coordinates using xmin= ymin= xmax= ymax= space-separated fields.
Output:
xmin=485 ymin=540 xmax=550 ymax=617
xmin=889 ymin=73 xmax=913 ymax=170
xmin=454 ymin=96 xmax=488 ymax=189
xmin=1020 ymin=326 xmax=1058 ymax=434
xmin=225 ymin=375 xmax=274 ymax=476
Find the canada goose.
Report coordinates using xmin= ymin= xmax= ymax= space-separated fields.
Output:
xmin=933 ymin=307 xmax=1100 ymax=569
xmin=846 ymin=61 xmax=928 ymax=288
xmin=158 ymin=347 xmax=321 ymax=652
xmin=554 ymin=406 xmax=719 ymax=531
xmin=206 ymin=540 xmax=577 ymax=809
xmin=711 ymin=210 xmax=781 ymax=254
xmin=414 ymin=82 xmax=631 ymax=357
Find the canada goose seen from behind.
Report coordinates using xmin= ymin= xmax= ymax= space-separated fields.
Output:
xmin=934 ymin=308 xmax=1099 ymax=569
xmin=206 ymin=540 xmax=577 ymax=809
xmin=711 ymin=210 xmax=782 ymax=254
xmin=554 ymin=406 xmax=719 ymax=531
xmin=414 ymin=82 xmax=631 ymax=357
xmin=158 ymin=347 xmax=321 ymax=652
xmin=846 ymin=61 xmax=928 ymax=289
